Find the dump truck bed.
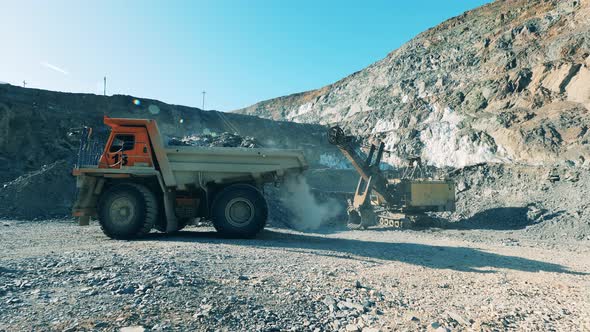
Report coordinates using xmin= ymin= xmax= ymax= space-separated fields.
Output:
xmin=164 ymin=145 xmax=308 ymax=188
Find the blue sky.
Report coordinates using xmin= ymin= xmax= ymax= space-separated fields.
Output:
xmin=0 ymin=1 xmax=491 ymax=111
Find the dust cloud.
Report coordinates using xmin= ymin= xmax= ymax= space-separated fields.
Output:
xmin=279 ymin=175 xmax=342 ymax=231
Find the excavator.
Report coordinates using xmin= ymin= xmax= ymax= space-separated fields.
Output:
xmin=327 ymin=126 xmax=455 ymax=228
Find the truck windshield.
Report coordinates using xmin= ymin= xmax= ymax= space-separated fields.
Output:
xmin=110 ymin=134 xmax=135 ymax=152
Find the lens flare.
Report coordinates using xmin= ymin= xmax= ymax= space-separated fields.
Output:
xmin=148 ymin=104 xmax=160 ymax=115
xmin=179 ymin=118 xmax=184 ymax=124
xmin=132 ymin=99 xmax=141 ymax=106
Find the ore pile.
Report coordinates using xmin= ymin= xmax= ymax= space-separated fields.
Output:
xmin=443 ymin=163 xmax=590 ymax=240
xmin=168 ymin=132 xmax=260 ymax=148
xmin=0 ymin=160 xmax=75 ymax=219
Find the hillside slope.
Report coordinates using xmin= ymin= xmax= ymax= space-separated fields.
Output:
xmin=0 ymin=85 xmax=339 ymax=183
xmin=236 ymin=0 xmax=590 ymax=168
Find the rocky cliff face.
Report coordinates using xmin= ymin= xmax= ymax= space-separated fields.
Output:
xmin=236 ymin=0 xmax=590 ymax=168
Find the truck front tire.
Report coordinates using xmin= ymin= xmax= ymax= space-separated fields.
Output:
xmin=211 ymin=184 xmax=267 ymax=238
xmin=97 ymin=183 xmax=157 ymax=239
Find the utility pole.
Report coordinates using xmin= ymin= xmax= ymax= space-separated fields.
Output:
xmin=22 ymin=80 xmax=26 ymax=88
xmin=103 ymin=76 xmax=107 ymax=96
xmin=202 ymin=91 xmax=206 ymax=109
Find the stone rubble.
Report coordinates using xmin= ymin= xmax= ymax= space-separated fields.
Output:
xmin=0 ymin=221 xmax=587 ymax=331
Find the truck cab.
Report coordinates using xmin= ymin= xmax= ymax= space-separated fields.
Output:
xmin=99 ymin=117 xmax=154 ymax=169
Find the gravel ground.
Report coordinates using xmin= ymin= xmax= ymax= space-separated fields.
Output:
xmin=1 ymin=220 xmax=589 ymax=332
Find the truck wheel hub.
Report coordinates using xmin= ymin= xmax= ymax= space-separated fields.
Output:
xmin=110 ymin=197 xmax=136 ymax=224
xmin=225 ymin=198 xmax=254 ymax=226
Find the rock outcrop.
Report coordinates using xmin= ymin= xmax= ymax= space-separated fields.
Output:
xmin=236 ymin=0 xmax=590 ymax=168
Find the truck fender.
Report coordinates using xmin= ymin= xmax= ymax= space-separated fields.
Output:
xmin=153 ymin=173 xmax=178 ymax=232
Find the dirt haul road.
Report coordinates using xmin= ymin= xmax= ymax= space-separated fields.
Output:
xmin=1 ymin=220 xmax=589 ymax=332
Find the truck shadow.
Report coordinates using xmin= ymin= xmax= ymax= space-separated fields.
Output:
xmin=269 ymin=206 xmax=565 ymax=233
xmin=143 ymin=230 xmax=587 ymax=276
xmin=433 ymin=207 xmax=565 ymax=231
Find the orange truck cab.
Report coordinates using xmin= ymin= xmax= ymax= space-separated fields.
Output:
xmin=99 ymin=117 xmax=154 ymax=169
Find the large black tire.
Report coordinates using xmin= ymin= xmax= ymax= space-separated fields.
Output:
xmin=211 ymin=184 xmax=267 ymax=238
xmin=97 ymin=183 xmax=158 ymax=239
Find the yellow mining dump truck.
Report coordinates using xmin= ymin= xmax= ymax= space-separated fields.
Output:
xmin=328 ymin=126 xmax=455 ymax=228
xmin=72 ymin=116 xmax=307 ymax=239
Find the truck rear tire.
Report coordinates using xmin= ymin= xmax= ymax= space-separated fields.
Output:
xmin=211 ymin=184 xmax=267 ymax=238
xmin=97 ymin=183 xmax=158 ymax=239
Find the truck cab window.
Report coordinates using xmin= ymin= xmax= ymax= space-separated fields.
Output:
xmin=110 ymin=134 xmax=135 ymax=152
